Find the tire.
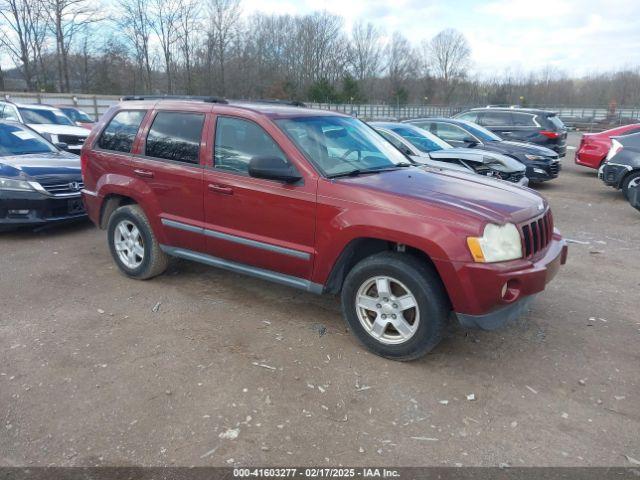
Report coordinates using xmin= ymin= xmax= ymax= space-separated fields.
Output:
xmin=340 ymin=251 xmax=449 ymax=361
xmin=107 ymin=204 xmax=169 ymax=280
xmin=622 ymin=171 xmax=640 ymax=200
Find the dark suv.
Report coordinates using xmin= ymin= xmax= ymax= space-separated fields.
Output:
xmin=81 ymin=97 xmax=567 ymax=360
xmin=454 ymin=107 xmax=568 ymax=157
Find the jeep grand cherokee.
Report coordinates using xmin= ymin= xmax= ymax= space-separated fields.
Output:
xmin=81 ymin=96 xmax=568 ymax=360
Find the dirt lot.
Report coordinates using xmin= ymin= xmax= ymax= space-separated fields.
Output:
xmin=1 ymin=133 xmax=639 ymax=467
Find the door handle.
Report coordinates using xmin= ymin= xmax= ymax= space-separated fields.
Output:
xmin=208 ymin=183 xmax=233 ymax=195
xmin=133 ymin=169 xmax=154 ymax=178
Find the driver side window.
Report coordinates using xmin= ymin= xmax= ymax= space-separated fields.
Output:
xmin=214 ymin=117 xmax=289 ymax=175
xmin=436 ymin=123 xmax=473 ymax=142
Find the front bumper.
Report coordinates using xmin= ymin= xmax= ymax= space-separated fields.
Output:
xmin=441 ymin=232 xmax=568 ymax=330
xmin=526 ymin=160 xmax=561 ymax=182
xmin=0 ymin=189 xmax=87 ymax=229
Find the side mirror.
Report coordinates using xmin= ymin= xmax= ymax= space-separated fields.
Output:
xmin=248 ymin=155 xmax=302 ymax=183
xmin=55 ymin=142 xmax=69 ymax=151
xmin=463 ymin=137 xmax=479 ymax=146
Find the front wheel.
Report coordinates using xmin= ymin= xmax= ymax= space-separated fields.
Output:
xmin=622 ymin=171 xmax=640 ymax=200
xmin=340 ymin=252 xmax=449 ymax=361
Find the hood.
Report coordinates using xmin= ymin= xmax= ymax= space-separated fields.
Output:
xmin=485 ymin=140 xmax=558 ymax=158
xmin=0 ymin=152 xmax=81 ymax=179
xmin=428 ymin=147 xmax=525 ymax=172
xmin=27 ymin=124 xmax=91 ymax=137
xmin=335 ymin=166 xmax=545 ymax=224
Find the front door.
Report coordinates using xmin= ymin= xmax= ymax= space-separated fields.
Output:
xmin=202 ymin=115 xmax=317 ymax=281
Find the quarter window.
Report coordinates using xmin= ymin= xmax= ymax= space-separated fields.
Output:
xmin=145 ymin=112 xmax=205 ymax=164
xmin=98 ymin=110 xmax=146 ymax=153
xmin=456 ymin=112 xmax=478 ymax=123
xmin=214 ymin=117 xmax=289 ymax=175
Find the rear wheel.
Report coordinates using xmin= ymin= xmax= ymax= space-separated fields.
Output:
xmin=340 ymin=252 xmax=449 ymax=361
xmin=622 ymin=171 xmax=640 ymax=200
xmin=107 ymin=205 xmax=169 ymax=280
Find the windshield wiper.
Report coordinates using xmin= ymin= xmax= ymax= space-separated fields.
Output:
xmin=328 ymin=163 xmax=412 ymax=179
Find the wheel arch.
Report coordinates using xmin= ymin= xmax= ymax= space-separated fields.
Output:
xmin=323 ymin=237 xmax=452 ymax=309
xmin=99 ymin=194 xmax=138 ymax=229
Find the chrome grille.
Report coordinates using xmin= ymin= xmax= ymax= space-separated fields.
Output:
xmin=520 ymin=209 xmax=553 ymax=258
xmin=39 ymin=179 xmax=84 ymax=196
xmin=57 ymin=134 xmax=87 ymax=146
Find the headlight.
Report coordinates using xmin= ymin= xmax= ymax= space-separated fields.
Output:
xmin=0 ymin=177 xmax=36 ymax=192
xmin=525 ymin=154 xmax=545 ymax=161
xmin=467 ymin=223 xmax=523 ymax=263
xmin=40 ymin=132 xmax=59 ymax=144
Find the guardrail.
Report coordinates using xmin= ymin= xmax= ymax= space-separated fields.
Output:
xmin=2 ymin=92 xmax=639 ymax=129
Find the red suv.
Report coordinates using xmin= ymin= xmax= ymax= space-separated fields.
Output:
xmin=81 ymin=97 xmax=568 ymax=360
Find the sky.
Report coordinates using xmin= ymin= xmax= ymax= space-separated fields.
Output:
xmin=240 ymin=0 xmax=640 ymax=77
xmin=2 ymin=0 xmax=640 ymax=77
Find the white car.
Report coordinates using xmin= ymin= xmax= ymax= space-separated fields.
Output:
xmin=0 ymin=101 xmax=89 ymax=155
xmin=371 ymin=122 xmax=528 ymax=186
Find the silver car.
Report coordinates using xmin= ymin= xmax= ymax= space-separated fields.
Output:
xmin=371 ymin=122 xmax=528 ymax=186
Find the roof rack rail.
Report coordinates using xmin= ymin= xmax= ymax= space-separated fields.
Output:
xmin=242 ymin=99 xmax=306 ymax=108
xmin=121 ymin=95 xmax=228 ymax=104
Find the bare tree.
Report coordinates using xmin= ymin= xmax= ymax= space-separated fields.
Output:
xmin=386 ymin=31 xmax=416 ymax=101
xmin=44 ymin=0 xmax=101 ymax=92
xmin=0 ymin=0 xmax=48 ymax=89
xmin=206 ymin=0 xmax=240 ymax=95
xmin=118 ymin=0 xmax=153 ymax=92
xmin=348 ymin=21 xmax=382 ymax=83
xmin=429 ymin=28 xmax=470 ymax=82
xmin=149 ymin=0 xmax=183 ymax=93
xmin=177 ymin=0 xmax=201 ymax=94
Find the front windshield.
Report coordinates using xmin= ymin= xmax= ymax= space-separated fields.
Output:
xmin=388 ymin=125 xmax=450 ymax=153
xmin=0 ymin=123 xmax=57 ymax=156
xmin=276 ymin=116 xmax=410 ymax=177
xmin=457 ymin=120 xmax=502 ymax=142
xmin=18 ymin=107 xmax=74 ymax=126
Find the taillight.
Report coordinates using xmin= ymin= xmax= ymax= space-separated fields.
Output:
xmin=540 ymin=130 xmax=560 ymax=139
xmin=606 ymin=139 xmax=623 ymax=161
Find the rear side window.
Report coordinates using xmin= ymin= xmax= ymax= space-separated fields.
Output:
xmin=98 ymin=110 xmax=146 ymax=153
xmin=512 ymin=113 xmax=537 ymax=126
xmin=434 ymin=122 xmax=472 ymax=141
xmin=479 ymin=111 xmax=512 ymax=127
xmin=456 ymin=112 xmax=478 ymax=122
xmin=214 ymin=116 xmax=288 ymax=175
xmin=145 ymin=111 xmax=205 ymax=164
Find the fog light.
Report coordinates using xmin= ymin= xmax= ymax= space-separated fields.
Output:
xmin=9 ymin=209 xmax=30 ymax=215
xmin=501 ymin=282 xmax=508 ymax=298
xmin=533 ymin=168 xmax=546 ymax=174
xmin=501 ymin=279 xmax=521 ymax=303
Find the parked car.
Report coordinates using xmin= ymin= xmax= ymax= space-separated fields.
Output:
xmin=575 ymin=124 xmax=640 ymax=169
xmin=0 ymin=121 xmax=86 ymax=231
xmin=371 ymin=122 xmax=528 ymax=186
xmin=56 ymin=106 xmax=96 ymax=130
xmin=404 ymin=118 xmax=561 ymax=183
xmin=81 ymin=97 xmax=567 ymax=360
xmin=454 ymin=107 xmax=568 ymax=157
xmin=0 ymin=100 xmax=89 ymax=154
xmin=599 ymin=132 xmax=640 ymax=199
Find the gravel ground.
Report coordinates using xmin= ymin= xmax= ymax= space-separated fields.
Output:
xmin=1 ymin=133 xmax=638 ymax=467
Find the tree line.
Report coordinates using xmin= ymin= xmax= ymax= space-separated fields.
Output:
xmin=1 ymin=0 xmax=640 ymax=106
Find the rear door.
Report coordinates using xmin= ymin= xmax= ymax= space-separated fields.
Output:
xmin=130 ymin=109 xmax=207 ymax=252
xmin=478 ymin=110 xmax=515 ymax=138
xmin=201 ymin=115 xmax=317 ymax=281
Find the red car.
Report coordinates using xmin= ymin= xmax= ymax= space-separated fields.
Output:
xmin=575 ymin=123 xmax=640 ymax=169
xmin=81 ymin=97 xmax=568 ymax=360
